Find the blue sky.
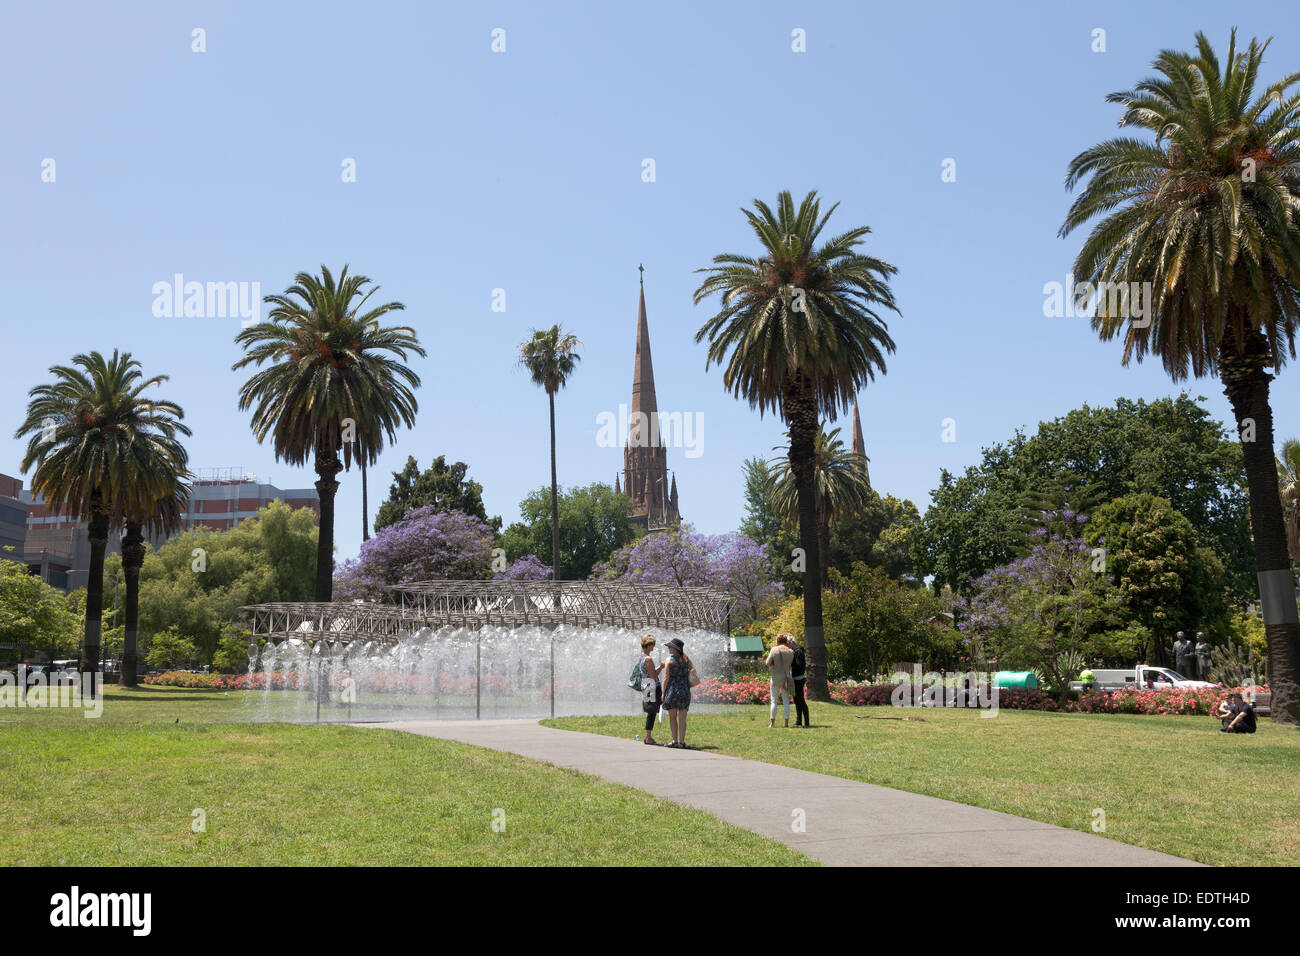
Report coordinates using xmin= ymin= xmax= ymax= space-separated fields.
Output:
xmin=4 ymin=1 xmax=1300 ymax=564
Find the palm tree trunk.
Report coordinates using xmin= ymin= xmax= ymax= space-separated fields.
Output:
xmin=1221 ymin=329 xmax=1300 ymax=726
xmin=787 ymin=384 xmax=828 ymax=701
xmin=121 ymin=522 xmax=146 ymax=688
xmin=81 ymin=502 xmax=109 ymax=693
xmin=818 ymin=501 xmax=831 ymax=588
xmin=314 ymin=449 xmax=343 ymax=602
xmin=361 ymin=458 xmax=370 ymax=542
xmin=548 ymin=390 xmax=560 ymax=581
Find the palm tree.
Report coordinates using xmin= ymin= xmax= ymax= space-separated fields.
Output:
xmin=14 ymin=351 xmax=190 ymax=684
xmin=361 ymin=459 xmax=371 ymax=541
xmin=768 ymin=425 xmax=872 ymax=585
xmin=1277 ymin=439 xmax=1300 ymax=559
xmin=519 ymin=326 xmax=582 ymax=580
xmin=1060 ymin=31 xmax=1300 ymax=725
xmin=121 ymin=483 xmax=189 ymax=687
xmin=694 ymin=190 xmax=900 ymax=700
xmin=233 ymin=266 xmax=425 ymax=601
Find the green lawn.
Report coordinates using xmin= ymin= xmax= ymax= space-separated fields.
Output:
xmin=0 ymin=687 xmax=813 ymax=866
xmin=545 ymin=704 xmax=1300 ymax=866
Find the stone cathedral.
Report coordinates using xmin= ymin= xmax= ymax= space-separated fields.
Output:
xmin=615 ymin=271 xmax=680 ymax=531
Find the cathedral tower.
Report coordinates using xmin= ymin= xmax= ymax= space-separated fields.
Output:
xmin=623 ymin=268 xmax=680 ymax=529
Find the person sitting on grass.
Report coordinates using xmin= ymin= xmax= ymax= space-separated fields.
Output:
xmin=1220 ymin=692 xmax=1257 ymax=734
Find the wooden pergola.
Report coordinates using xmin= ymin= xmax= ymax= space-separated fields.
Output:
xmin=242 ymin=580 xmax=734 ymax=643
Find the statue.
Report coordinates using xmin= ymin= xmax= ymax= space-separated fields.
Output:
xmin=1172 ymin=631 xmax=1196 ymax=678
xmin=1194 ymin=632 xmax=1212 ymax=681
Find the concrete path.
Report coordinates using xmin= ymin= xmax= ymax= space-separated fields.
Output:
xmin=361 ymin=719 xmax=1200 ymax=867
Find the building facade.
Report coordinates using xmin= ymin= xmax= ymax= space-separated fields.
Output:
xmin=16 ymin=470 xmax=319 ymax=592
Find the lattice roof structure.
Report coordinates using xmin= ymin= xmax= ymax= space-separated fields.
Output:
xmin=242 ymin=580 xmax=734 ymax=643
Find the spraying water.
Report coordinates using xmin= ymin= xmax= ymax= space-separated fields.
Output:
xmin=244 ymin=625 xmax=728 ymax=722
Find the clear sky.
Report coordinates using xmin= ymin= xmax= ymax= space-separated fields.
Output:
xmin=5 ymin=1 xmax=1300 ymax=564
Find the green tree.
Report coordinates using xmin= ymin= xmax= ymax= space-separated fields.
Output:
xmin=917 ymin=396 xmax=1249 ymax=595
xmin=233 ymin=265 xmax=425 ymax=601
xmin=500 ymin=483 xmax=637 ymax=580
xmin=768 ymin=425 xmax=872 ymax=586
xmin=373 ymin=454 xmax=499 ymax=532
xmin=1084 ymin=494 xmax=1228 ymax=661
xmin=146 ymin=626 xmax=199 ymax=670
xmin=1060 ymin=31 xmax=1300 ymax=723
xmin=738 ymin=456 xmax=800 ymax=594
xmin=1276 ymin=439 xmax=1300 ymax=560
xmin=518 ymin=325 xmax=582 ymax=581
xmin=15 ymin=350 xmax=189 ymax=683
xmin=829 ymin=490 xmax=921 ymax=583
xmin=133 ymin=501 xmax=318 ymax=664
xmin=694 ymin=190 xmax=900 ymax=701
xmin=212 ymin=623 xmax=255 ymax=674
xmin=962 ymin=538 xmax=1143 ymax=703
xmin=822 ymin=563 xmax=955 ymax=680
xmin=0 ymin=554 xmax=80 ymax=667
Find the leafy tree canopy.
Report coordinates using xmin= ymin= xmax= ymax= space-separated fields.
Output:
xmin=374 ymin=454 xmax=500 ymax=532
xmin=1083 ymin=493 xmax=1228 ymax=653
xmin=0 ymin=554 xmax=81 ymax=663
xmin=109 ymin=500 xmax=318 ymax=665
xmin=500 ymin=483 xmax=638 ymax=580
xmin=916 ymin=395 xmax=1249 ymax=597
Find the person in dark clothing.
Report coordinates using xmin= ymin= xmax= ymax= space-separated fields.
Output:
xmin=1221 ymin=693 xmax=1257 ymax=734
xmin=786 ymin=635 xmax=810 ymax=728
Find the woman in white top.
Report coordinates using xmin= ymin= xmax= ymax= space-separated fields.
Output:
xmin=638 ymin=633 xmax=664 ymax=745
xmin=765 ymin=635 xmax=796 ymax=728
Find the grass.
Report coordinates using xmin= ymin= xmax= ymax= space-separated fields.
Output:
xmin=0 ymin=686 xmax=813 ymax=866
xmin=544 ymin=703 xmax=1300 ymax=866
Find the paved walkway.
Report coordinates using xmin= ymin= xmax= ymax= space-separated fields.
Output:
xmin=361 ymin=719 xmax=1200 ymax=867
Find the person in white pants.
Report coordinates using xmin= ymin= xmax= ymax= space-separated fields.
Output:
xmin=765 ymin=635 xmax=796 ymax=728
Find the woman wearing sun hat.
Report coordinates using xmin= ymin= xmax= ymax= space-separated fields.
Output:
xmin=661 ymin=637 xmax=695 ymax=748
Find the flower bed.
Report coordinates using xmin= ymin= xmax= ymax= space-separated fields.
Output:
xmin=693 ymin=675 xmax=1267 ymax=717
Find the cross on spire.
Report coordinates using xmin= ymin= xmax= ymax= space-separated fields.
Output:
xmin=638 ymin=263 xmax=644 ymax=288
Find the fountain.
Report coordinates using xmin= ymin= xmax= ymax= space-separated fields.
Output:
xmin=240 ymin=581 xmax=733 ymax=722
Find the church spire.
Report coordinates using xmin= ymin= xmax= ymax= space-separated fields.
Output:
xmin=624 ymin=267 xmax=678 ymax=529
xmin=630 ymin=271 xmax=657 ymax=424
xmin=851 ymin=398 xmax=870 ymax=489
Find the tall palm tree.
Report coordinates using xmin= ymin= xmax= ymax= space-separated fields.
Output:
xmin=14 ymin=351 xmax=190 ymax=684
xmin=519 ymin=325 xmax=582 ymax=580
xmin=1060 ymin=31 xmax=1300 ymax=725
xmin=694 ymin=190 xmax=900 ymax=700
xmin=1277 ymin=439 xmax=1300 ymax=559
xmin=233 ymin=265 xmax=425 ymax=601
xmin=121 ymin=481 xmax=189 ymax=687
xmin=361 ymin=459 xmax=371 ymax=541
xmin=768 ymin=425 xmax=872 ymax=585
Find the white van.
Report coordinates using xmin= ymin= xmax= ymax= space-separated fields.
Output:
xmin=1071 ymin=665 xmax=1217 ymax=693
